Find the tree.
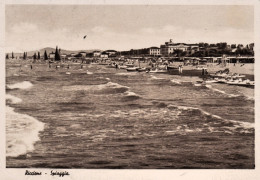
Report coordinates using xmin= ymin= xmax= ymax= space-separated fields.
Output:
xmin=23 ymin=52 xmax=26 ymax=60
xmin=38 ymin=52 xmax=40 ymax=59
xmin=6 ymin=54 xmax=9 ymax=59
xmin=55 ymin=46 xmax=61 ymax=61
xmin=199 ymin=42 xmax=204 ymax=48
xmin=44 ymin=50 xmax=48 ymax=60
xmin=231 ymin=44 xmax=236 ymax=49
xmin=33 ymin=53 xmax=37 ymax=60
xmin=11 ymin=52 xmax=14 ymax=59
xmin=237 ymin=44 xmax=244 ymax=49
xmin=174 ymin=49 xmax=183 ymax=58
xmin=25 ymin=52 xmax=27 ymax=59
xmin=204 ymin=43 xmax=209 ymax=48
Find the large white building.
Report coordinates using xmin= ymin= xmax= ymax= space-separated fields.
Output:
xmin=93 ymin=51 xmax=101 ymax=57
xmin=160 ymin=39 xmax=199 ymax=56
xmin=148 ymin=47 xmax=160 ymax=56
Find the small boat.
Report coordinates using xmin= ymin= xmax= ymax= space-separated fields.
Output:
xmin=167 ymin=65 xmax=177 ymax=70
xmin=226 ymin=79 xmax=254 ymax=87
xmin=118 ymin=65 xmax=127 ymax=69
xmin=65 ymin=72 xmax=71 ymax=75
xmin=228 ymin=73 xmax=246 ymax=79
xmin=147 ymin=69 xmax=168 ymax=73
xmin=212 ymin=73 xmax=229 ymax=78
xmin=125 ymin=63 xmax=135 ymax=67
xmin=214 ymin=78 xmax=227 ymax=83
xmin=126 ymin=67 xmax=138 ymax=71
xmin=197 ymin=79 xmax=218 ymax=84
xmin=137 ymin=67 xmax=147 ymax=72
xmin=205 ymin=79 xmax=218 ymax=83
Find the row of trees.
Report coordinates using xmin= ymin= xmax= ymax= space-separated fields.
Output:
xmin=6 ymin=46 xmax=61 ymax=61
xmin=6 ymin=52 xmax=14 ymax=59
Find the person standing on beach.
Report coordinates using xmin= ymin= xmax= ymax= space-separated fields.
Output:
xmin=30 ymin=65 xmax=32 ymax=70
xmin=179 ymin=65 xmax=183 ymax=74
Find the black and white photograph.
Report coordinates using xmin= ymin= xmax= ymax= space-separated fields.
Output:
xmin=2 ymin=1 xmax=260 ymax=178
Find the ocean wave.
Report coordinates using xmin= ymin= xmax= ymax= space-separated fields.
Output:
xmin=7 ymin=81 xmax=33 ymax=90
xmin=6 ymin=94 xmax=22 ymax=104
xmin=194 ymin=83 xmax=202 ymax=86
xmin=86 ymin=71 xmax=93 ymax=75
xmin=116 ymin=72 xmax=137 ymax=76
xmin=170 ymin=79 xmax=181 ymax=84
xmin=166 ymin=104 xmax=254 ymax=135
xmin=122 ymin=91 xmax=141 ymax=101
xmin=244 ymin=95 xmax=254 ymax=101
xmin=205 ymin=85 xmax=240 ymax=98
xmin=125 ymin=91 xmax=139 ymax=97
xmin=6 ymin=106 xmax=45 ymax=157
xmin=63 ymin=82 xmax=129 ymax=94
xmin=150 ymin=75 xmax=165 ymax=80
xmin=167 ymin=104 xmax=198 ymax=111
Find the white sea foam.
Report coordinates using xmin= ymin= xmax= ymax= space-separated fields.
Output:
xmin=150 ymin=75 xmax=164 ymax=80
xmin=7 ymin=81 xmax=33 ymax=90
xmin=165 ymin=130 xmax=176 ymax=134
xmin=166 ymin=104 xmax=254 ymax=135
xmin=6 ymin=94 xmax=22 ymax=104
xmin=117 ymin=72 xmax=137 ymax=76
xmin=245 ymin=95 xmax=254 ymax=101
xmin=125 ymin=91 xmax=139 ymax=97
xmin=229 ymin=120 xmax=254 ymax=129
xmin=199 ymin=109 xmax=254 ymax=133
xmin=205 ymin=85 xmax=240 ymax=97
xmin=177 ymin=106 xmax=198 ymax=111
xmin=194 ymin=83 xmax=202 ymax=87
xmin=171 ymin=79 xmax=181 ymax=84
xmin=63 ymin=82 xmax=129 ymax=91
xmin=6 ymin=106 xmax=45 ymax=157
xmin=86 ymin=71 xmax=93 ymax=75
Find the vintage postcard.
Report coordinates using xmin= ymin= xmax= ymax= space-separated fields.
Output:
xmin=1 ymin=0 xmax=260 ymax=179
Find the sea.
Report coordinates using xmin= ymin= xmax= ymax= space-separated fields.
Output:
xmin=6 ymin=62 xmax=254 ymax=168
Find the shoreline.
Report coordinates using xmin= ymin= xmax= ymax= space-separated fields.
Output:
xmin=6 ymin=59 xmax=254 ymax=76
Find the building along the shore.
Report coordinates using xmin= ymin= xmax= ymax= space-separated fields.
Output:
xmin=93 ymin=51 xmax=102 ymax=57
xmin=160 ymin=39 xmax=199 ymax=56
xmin=105 ymin=50 xmax=117 ymax=57
xmin=49 ymin=52 xmax=55 ymax=59
xmin=149 ymin=47 xmax=160 ymax=56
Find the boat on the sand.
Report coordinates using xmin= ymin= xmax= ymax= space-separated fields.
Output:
xmin=137 ymin=67 xmax=147 ymax=72
xmin=126 ymin=67 xmax=139 ymax=71
xmin=147 ymin=68 xmax=168 ymax=73
xmin=214 ymin=78 xmax=227 ymax=83
xmin=226 ymin=79 xmax=254 ymax=87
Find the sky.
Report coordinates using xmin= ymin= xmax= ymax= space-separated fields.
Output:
xmin=5 ymin=5 xmax=254 ymax=52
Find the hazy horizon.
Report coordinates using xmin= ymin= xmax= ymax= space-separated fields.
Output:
xmin=6 ymin=5 xmax=254 ymax=53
